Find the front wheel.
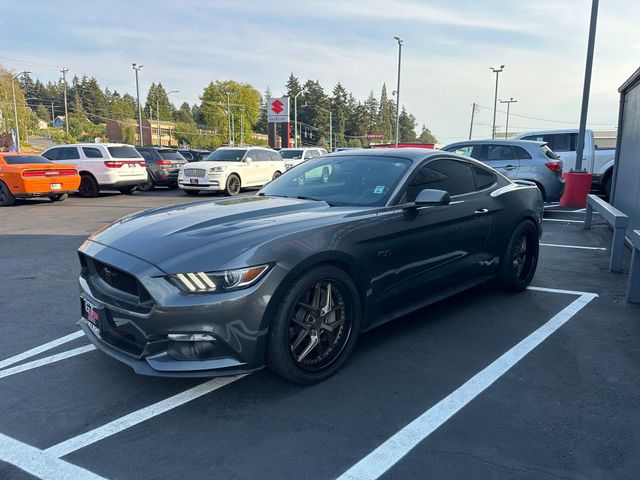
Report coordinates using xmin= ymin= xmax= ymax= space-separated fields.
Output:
xmin=0 ymin=182 xmax=16 ymax=206
xmin=49 ymin=193 xmax=68 ymax=202
xmin=225 ymin=174 xmax=241 ymax=196
xmin=266 ymin=265 xmax=361 ymax=384
xmin=496 ymin=220 xmax=539 ymax=291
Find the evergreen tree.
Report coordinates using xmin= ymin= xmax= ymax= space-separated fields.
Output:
xmin=255 ymin=87 xmax=271 ymax=135
xmin=398 ymin=106 xmax=417 ymax=142
xmin=417 ymin=124 xmax=437 ymax=144
xmin=144 ymin=82 xmax=175 ymax=121
xmin=331 ymin=82 xmax=348 ymax=148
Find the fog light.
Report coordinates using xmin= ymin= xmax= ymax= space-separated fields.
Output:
xmin=168 ymin=333 xmax=215 ymax=342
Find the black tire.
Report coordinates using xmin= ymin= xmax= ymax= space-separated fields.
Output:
xmin=184 ymin=189 xmax=200 ymax=196
xmin=78 ymin=174 xmax=100 ymax=198
xmin=266 ymin=265 xmax=361 ymax=384
xmin=0 ymin=181 xmax=16 ymax=206
xmin=138 ymin=177 xmax=155 ymax=192
xmin=118 ymin=186 xmax=136 ymax=195
xmin=49 ymin=193 xmax=68 ymax=202
xmin=603 ymin=174 xmax=612 ymax=199
xmin=496 ymin=220 xmax=539 ymax=291
xmin=225 ymin=174 xmax=241 ymax=196
xmin=272 ymin=171 xmax=282 ymax=181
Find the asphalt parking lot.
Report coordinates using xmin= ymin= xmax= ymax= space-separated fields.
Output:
xmin=1 ymin=191 xmax=639 ymax=480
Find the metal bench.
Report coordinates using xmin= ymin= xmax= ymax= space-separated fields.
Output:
xmin=627 ymin=230 xmax=640 ymax=303
xmin=584 ymin=194 xmax=629 ymax=273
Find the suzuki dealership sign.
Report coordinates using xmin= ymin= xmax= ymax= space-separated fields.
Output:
xmin=267 ymin=97 xmax=289 ymax=123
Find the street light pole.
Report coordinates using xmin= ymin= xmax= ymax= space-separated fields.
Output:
xmin=499 ymin=97 xmax=517 ymax=138
xmin=575 ymin=0 xmax=599 ymax=172
xmin=61 ymin=68 xmax=69 ymax=134
xmin=225 ymin=90 xmax=232 ymax=146
xmin=132 ymin=63 xmax=144 ymax=146
xmin=329 ymin=110 xmax=333 ymax=152
xmin=294 ymin=90 xmax=304 ymax=148
xmin=11 ymin=71 xmax=31 ymax=153
xmin=490 ymin=65 xmax=505 ymax=139
xmin=393 ymin=36 xmax=403 ymax=148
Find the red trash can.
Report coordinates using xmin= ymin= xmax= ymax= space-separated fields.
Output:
xmin=560 ymin=172 xmax=593 ymax=208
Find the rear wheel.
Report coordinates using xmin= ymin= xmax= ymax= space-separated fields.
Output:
xmin=603 ymin=174 xmax=612 ymax=199
xmin=138 ymin=177 xmax=155 ymax=192
xmin=266 ymin=265 xmax=361 ymax=384
xmin=79 ymin=174 xmax=100 ymax=198
xmin=184 ymin=189 xmax=200 ymax=196
xmin=49 ymin=193 xmax=68 ymax=202
xmin=0 ymin=182 xmax=16 ymax=206
xmin=118 ymin=186 xmax=136 ymax=195
xmin=496 ymin=220 xmax=539 ymax=291
xmin=225 ymin=174 xmax=241 ymax=196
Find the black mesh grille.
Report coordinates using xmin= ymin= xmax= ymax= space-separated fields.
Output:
xmin=93 ymin=259 xmax=139 ymax=297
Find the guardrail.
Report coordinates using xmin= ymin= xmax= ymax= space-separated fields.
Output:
xmin=584 ymin=194 xmax=629 ymax=273
xmin=627 ymin=230 xmax=640 ymax=303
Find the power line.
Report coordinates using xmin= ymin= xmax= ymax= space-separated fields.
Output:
xmin=475 ymin=103 xmax=615 ymax=126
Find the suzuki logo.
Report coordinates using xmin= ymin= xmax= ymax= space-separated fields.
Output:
xmin=271 ymin=100 xmax=284 ymax=114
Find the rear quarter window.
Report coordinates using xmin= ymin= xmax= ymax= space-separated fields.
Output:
xmin=82 ymin=147 xmax=103 ymax=158
xmin=107 ymin=146 xmax=143 ymax=159
xmin=473 ymin=166 xmax=497 ymax=190
xmin=514 ymin=146 xmax=532 ymax=160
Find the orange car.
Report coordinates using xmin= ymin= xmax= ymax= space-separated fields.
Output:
xmin=0 ymin=152 xmax=81 ymax=206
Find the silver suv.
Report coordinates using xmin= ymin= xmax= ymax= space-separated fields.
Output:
xmin=442 ymin=139 xmax=565 ymax=202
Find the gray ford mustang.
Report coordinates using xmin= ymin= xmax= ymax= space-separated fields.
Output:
xmin=78 ymin=149 xmax=543 ymax=383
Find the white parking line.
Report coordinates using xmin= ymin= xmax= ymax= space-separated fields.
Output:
xmin=336 ymin=287 xmax=597 ymax=480
xmin=542 ymin=218 xmax=584 ymax=223
xmin=0 ymin=330 xmax=84 ymax=370
xmin=45 ymin=374 xmax=248 ymax=458
xmin=541 ymin=243 xmax=607 ymax=251
xmin=0 ymin=433 xmax=106 ymax=480
xmin=0 ymin=345 xmax=95 ymax=380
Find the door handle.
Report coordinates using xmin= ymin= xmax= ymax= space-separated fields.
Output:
xmin=474 ymin=208 xmax=489 ymax=215
xmin=503 ymin=165 xmax=517 ymax=170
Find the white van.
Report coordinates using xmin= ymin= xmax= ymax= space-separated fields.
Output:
xmin=42 ymin=143 xmax=148 ymax=197
xmin=178 ymin=147 xmax=285 ymax=196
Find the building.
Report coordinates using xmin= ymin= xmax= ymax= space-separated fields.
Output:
xmin=106 ymin=118 xmax=179 ymax=147
xmin=611 ymin=66 xmax=640 ymax=236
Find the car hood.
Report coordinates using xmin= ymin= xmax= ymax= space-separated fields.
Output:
xmin=184 ymin=161 xmax=244 ymax=170
xmin=88 ymin=195 xmax=364 ymax=273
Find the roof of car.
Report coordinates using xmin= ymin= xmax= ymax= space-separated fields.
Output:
xmin=444 ymin=139 xmax=546 ymax=148
xmin=45 ymin=143 xmax=136 ymax=149
xmin=328 ymin=147 xmax=441 ymax=161
xmin=216 ymin=146 xmax=277 ymax=151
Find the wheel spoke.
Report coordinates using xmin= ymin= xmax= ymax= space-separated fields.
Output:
xmin=320 ymin=283 xmax=333 ymax=316
xmin=296 ymin=302 xmax=317 ymax=313
xmin=296 ymin=332 xmax=320 ymax=362
xmin=291 ymin=328 xmax=311 ymax=352
xmin=311 ymin=283 xmax=322 ymax=309
xmin=321 ymin=317 xmax=345 ymax=333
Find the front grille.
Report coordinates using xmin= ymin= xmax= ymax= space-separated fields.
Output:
xmin=93 ymin=259 xmax=139 ymax=297
xmin=184 ymin=168 xmax=206 ymax=177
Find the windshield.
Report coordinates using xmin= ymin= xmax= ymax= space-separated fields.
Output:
xmin=259 ymin=156 xmax=411 ymax=206
xmin=2 ymin=155 xmax=53 ymax=165
xmin=158 ymin=150 xmax=186 ymax=161
xmin=204 ymin=149 xmax=247 ymax=162
xmin=280 ymin=149 xmax=304 ymax=159
xmin=107 ymin=146 xmax=142 ymax=159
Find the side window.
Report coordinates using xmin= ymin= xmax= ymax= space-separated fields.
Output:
xmin=448 ymin=145 xmax=473 ymax=157
xmin=82 ymin=147 xmax=103 ymax=158
xmin=482 ymin=144 xmax=516 ymax=162
xmin=406 ymin=159 xmax=476 ymax=201
xmin=254 ymin=150 xmax=268 ymax=162
xmin=60 ymin=147 xmax=80 ymax=160
xmin=270 ymin=151 xmax=282 ymax=162
xmin=547 ymin=133 xmax=577 ymax=152
xmin=42 ymin=148 xmax=60 ymax=160
xmin=139 ymin=150 xmax=154 ymax=162
xmin=514 ymin=146 xmax=532 ymax=160
xmin=473 ymin=166 xmax=497 ymax=190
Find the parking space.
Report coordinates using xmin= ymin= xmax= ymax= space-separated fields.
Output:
xmin=1 ymin=193 xmax=639 ymax=479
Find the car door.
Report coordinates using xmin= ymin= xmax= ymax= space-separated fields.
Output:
xmin=42 ymin=148 xmax=61 ymax=162
xmin=373 ymin=157 xmax=494 ymax=314
xmin=57 ymin=146 xmax=81 ymax=168
xmin=242 ymin=149 xmax=263 ymax=186
xmin=475 ymin=144 xmax=519 ymax=179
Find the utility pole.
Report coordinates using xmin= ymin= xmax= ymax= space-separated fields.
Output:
xmin=225 ymin=90 xmax=232 ymax=146
xmin=240 ymin=106 xmax=245 ymax=146
xmin=468 ymin=102 xmax=478 ymax=140
xmin=575 ymin=0 xmax=599 ymax=172
xmin=329 ymin=109 xmax=333 ymax=152
xmin=61 ymin=68 xmax=69 ymax=134
xmin=499 ymin=97 xmax=517 ymax=138
xmin=11 ymin=71 xmax=30 ymax=153
xmin=490 ymin=65 xmax=505 ymax=139
xmin=51 ymin=100 xmax=55 ymax=124
xmin=393 ymin=36 xmax=403 ymax=148
xmin=156 ymin=99 xmax=160 ymax=146
xmin=132 ymin=63 xmax=144 ymax=146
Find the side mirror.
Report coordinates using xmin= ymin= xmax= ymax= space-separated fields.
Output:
xmin=414 ymin=188 xmax=450 ymax=207
xmin=245 ymin=157 xmax=253 ymax=164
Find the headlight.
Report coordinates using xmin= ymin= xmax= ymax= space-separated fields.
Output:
xmin=209 ymin=166 xmax=227 ymax=173
xmin=168 ymin=265 xmax=270 ymax=293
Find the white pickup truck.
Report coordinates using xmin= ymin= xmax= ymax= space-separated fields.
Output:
xmin=513 ymin=129 xmax=616 ymax=197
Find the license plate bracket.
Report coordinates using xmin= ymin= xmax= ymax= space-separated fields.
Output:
xmin=190 ymin=178 xmax=199 ymax=184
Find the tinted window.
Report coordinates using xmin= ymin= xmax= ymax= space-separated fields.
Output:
xmin=269 ymin=151 xmax=282 ymax=162
xmin=138 ymin=150 xmax=154 ymax=162
xmin=204 ymin=149 xmax=247 ymax=162
xmin=42 ymin=148 xmax=60 ymax=160
xmin=2 ymin=155 xmax=53 ymax=165
xmin=482 ymin=145 xmax=515 ymax=161
xmin=253 ymin=150 xmax=270 ymax=162
xmin=541 ymin=145 xmax=559 ymax=160
xmin=407 ymin=159 xmax=476 ymax=199
xmin=550 ymin=133 xmax=577 ymax=152
xmin=444 ymin=145 xmax=473 ymax=157
xmin=107 ymin=146 xmax=143 ymax=159
xmin=280 ymin=149 xmax=304 ymax=159
xmin=180 ymin=151 xmax=194 ymax=161
xmin=473 ymin=166 xmax=497 ymax=190
xmin=514 ymin=146 xmax=532 ymax=160
xmin=60 ymin=147 xmax=80 ymax=160
xmin=158 ymin=150 xmax=186 ymax=161
xmin=82 ymin=147 xmax=103 ymax=158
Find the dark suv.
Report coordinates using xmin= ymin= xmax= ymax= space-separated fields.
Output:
xmin=178 ymin=149 xmax=212 ymax=162
xmin=136 ymin=147 xmax=187 ymax=190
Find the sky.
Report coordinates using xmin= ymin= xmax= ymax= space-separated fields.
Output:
xmin=1 ymin=0 xmax=639 ymax=143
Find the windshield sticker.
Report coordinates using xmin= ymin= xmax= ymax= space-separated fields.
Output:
xmin=373 ymin=185 xmax=385 ymax=194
